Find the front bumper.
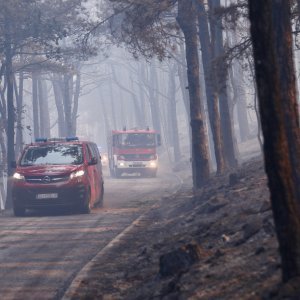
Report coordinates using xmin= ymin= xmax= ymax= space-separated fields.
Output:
xmin=116 ymin=160 xmax=158 ymax=170
xmin=12 ymin=183 xmax=88 ymax=209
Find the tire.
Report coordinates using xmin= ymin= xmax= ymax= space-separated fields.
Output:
xmin=150 ymin=170 xmax=157 ymax=178
xmin=80 ymin=189 xmax=91 ymax=214
xmin=110 ymin=166 xmax=115 ymax=178
xmin=95 ymin=183 xmax=104 ymax=208
xmin=115 ymin=168 xmax=122 ymax=178
xmin=13 ymin=205 xmax=26 ymax=217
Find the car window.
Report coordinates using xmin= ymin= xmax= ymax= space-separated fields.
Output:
xmin=20 ymin=144 xmax=83 ymax=166
xmin=88 ymin=144 xmax=99 ymax=163
xmin=115 ymin=133 xmax=156 ymax=148
xmin=85 ymin=144 xmax=93 ymax=162
xmin=91 ymin=144 xmax=100 ymax=159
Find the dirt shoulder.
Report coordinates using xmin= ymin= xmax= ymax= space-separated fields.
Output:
xmin=64 ymin=157 xmax=288 ymax=300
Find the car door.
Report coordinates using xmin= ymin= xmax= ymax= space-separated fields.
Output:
xmin=90 ymin=143 xmax=103 ymax=202
xmin=85 ymin=144 xmax=96 ymax=205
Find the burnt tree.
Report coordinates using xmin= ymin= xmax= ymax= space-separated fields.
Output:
xmin=197 ymin=0 xmax=226 ymax=174
xmin=249 ymin=0 xmax=300 ymax=282
xmin=209 ymin=0 xmax=238 ymax=168
xmin=177 ymin=0 xmax=210 ymax=188
xmin=4 ymin=13 xmax=15 ymax=209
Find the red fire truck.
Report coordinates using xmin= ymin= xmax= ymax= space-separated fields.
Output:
xmin=108 ymin=128 xmax=161 ymax=178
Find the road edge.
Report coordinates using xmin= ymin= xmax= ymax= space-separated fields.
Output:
xmin=62 ymin=174 xmax=183 ymax=300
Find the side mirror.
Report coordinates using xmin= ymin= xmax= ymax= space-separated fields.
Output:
xmin=11 ymin=161 xmax=17 ymax=169
xmin=157 ymin=134 xmax=161 ymax=146
xmin=88 ymin=157 xmax=98 ymax=165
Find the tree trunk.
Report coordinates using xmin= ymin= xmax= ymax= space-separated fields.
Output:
xmin=130 ymin=76 xmax=144 ymax=128
xmin=52 ymin=75 xmax=66 ymax=137
xmin=235 ymin=75 xmax=250 ymax=142
xmin=38 ymin=78 xmax=45 ymax=137
xmin=0 ymin=83 xmax=7 ymax=135
xmin=177 ymin=0 xmax=210 ymax=188
xmin=139 ymin=61 xmax=153 ymax=128
xmin=0 ymin=80 xmax=7 ymax=168
xmin=249 ymin=0 xmax=300 ymax=282
xmin=228 ymin=29 xmax=250 ymax=142
xmin=177 ymin=39 xmax=192 ymax=153
xmin=168 ymin=62 xmax=181 ymax=162
xmin=119 ymin=88 xmax=127 ymax=128
xmin=0 ymin=72 xmax=7 ymax=209
xmin=197 ymin=0 xmax=226 ymax=174
xmin=111 ymin=65 xmax=144 ymax=128
xmin=39 ymin=78 xmax=51 ymax=137
xmin=149 ymin=61 xmax=162 ymax=134
xmin=98 ymin=88 xmax=110 ymax=137
xmin=138 ymin=63 xmax=148 ymax=128
xmin=72 ymin=72 xmax=81 ymax=136
xmin=0 ymin=130 xmax=6 ymax=174
xmin=5 ymin=39 xmax=14 ymax=209
xmin=32 ymin=72 xmax=40 ymax=139
xmin=209 ymin=0 xmax=238 ymax=168
xmin=178 ymin=39 xmax=190 ymax=118
xmin=14 ymin=72 xmax=24 ymax=156
xmin=167 ymin=64 xmax=181 ymax=163
xmin=62 ymin=74 xmax=73 ymax=136
xmin=108 ymin=80 xmax=118 ymax=130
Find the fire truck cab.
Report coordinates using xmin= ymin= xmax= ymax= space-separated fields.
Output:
xmin=108 ymin=128 xmax=161 ymax=178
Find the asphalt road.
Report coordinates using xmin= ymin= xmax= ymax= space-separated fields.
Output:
xmin=0 ymin=168 xmax=181 ymax=300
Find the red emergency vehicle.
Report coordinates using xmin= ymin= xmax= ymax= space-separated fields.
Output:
xmin=108 ymin=128 xmax=161 ymax=178
xmin=11 ymin=137 xmax=104 ymax=216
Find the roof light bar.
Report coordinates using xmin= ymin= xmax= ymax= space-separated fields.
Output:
xmin=35 ymin=137 xmax=79 ymax=143
xmin=66 ymin=137 xmax=79 ymax=141
xmin=35 ymin=138 xmax=47 ymax=142
xmin=48 ymin=137 xmax=65 ymax=142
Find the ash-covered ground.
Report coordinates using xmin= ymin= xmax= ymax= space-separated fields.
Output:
xmin=65 ymin=142 xmax=300 ymax=300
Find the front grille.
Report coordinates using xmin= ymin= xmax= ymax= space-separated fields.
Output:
xmin=13 ymin=185 xmax=86 ymax=207
xmin=25 ymin=175 xmax=69 ymax=184
xmin=128 ymin=164 xmax=145 ymax=168
xmin=123 ymin=154 xmax=154 ymax=161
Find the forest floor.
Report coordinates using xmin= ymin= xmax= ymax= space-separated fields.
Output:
xmin=65 ymin=143 xmax=300 ymax=300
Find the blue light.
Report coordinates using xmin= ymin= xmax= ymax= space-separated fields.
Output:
xmin=35 ymin=138 xmax=47 ymax=142
xmin=66 ymin=136 xmax=79 ymax=141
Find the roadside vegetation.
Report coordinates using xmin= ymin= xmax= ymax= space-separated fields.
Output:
xmin=1 ymin=0 xmax=300 ymax=296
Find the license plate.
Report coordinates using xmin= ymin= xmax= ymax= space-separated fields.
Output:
xmin=36 ymin=193 xmax=58 ymax=199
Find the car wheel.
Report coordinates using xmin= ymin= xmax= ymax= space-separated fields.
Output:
xmin=115 ymin=168 xmax=122 ymax=178
xmin=95 ymin=183 xmax=104 ymax=208
xmin=13 ymin=205 xmax=26 ymax=217
xmin=80 ymin=189 xmax=91 ymax=214
xmin=110 ymin=166 xmax=115 ymax=178
xmin=151 ymin=170 xmax=157 ymax=178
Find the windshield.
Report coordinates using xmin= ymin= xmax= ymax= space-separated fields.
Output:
xmin=20 ymin=144 xmax=83 ymax=166
xmin=115 ymin=133 xmax=156 ymax=148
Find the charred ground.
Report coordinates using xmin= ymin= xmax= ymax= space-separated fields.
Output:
xmin=65 ymin=156 xmax=300 ymax=300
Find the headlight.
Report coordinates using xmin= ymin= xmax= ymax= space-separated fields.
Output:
xmin=150 ymin=162 xmax=157 ymax=168
xmin=70 ymin=170 xmax=85 ymax=179
xmin=13 ymin=173 xmax=25 ymax=180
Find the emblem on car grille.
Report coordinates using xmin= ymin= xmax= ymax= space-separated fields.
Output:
xmin=42 ymin=176 xmax=51 ymax=183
